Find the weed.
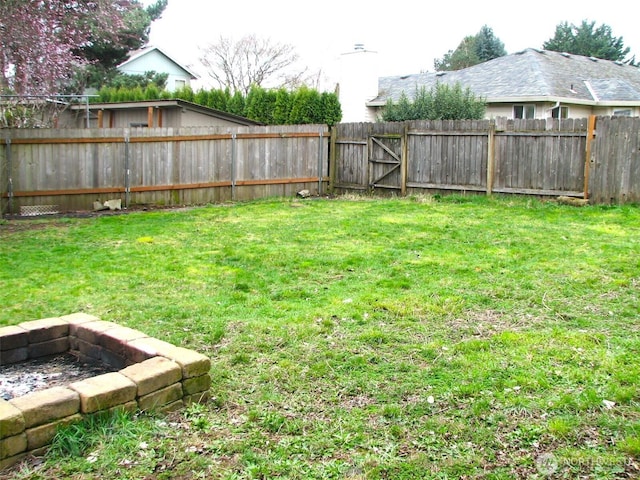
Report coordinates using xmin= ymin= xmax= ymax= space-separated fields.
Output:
xmin=547 ymin=416 xmax=577 ymax=438
xmin=619 ymin=436 xmax=640 ymax=456
xmin=183 ymin=403 xmax=211 ymax=431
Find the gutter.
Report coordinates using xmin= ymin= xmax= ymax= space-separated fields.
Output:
xmin=367 ymin=96 xmax=640 ymax=108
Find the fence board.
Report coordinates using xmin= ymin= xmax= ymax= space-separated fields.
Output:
xmin=589 ymin=116 xmax=640 ymax=203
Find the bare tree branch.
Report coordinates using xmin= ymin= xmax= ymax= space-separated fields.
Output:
xmin=199 ymin=35 xmax=304 ymax=94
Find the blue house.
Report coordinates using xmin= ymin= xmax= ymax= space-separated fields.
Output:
xmin=117 ymin=46 xmax=198 ymax=91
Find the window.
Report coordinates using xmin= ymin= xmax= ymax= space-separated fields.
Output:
xmin=174 ymin=79 xmax=186 ymax=90
xmin=514 ymin=105 xmax=535 ymax=119
xmin=613 ymin=109 xmax=631 ymax=116
xmin=551 ymin=106 xmax=569 ymax=119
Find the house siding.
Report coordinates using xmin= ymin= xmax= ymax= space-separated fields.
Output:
xmin=118 ymin=49 xmax=194 ymax=91
xmin=486 ymin=103 xmax=593 ymax=120
xmin=596 ymin=106 xmax=639 ymax=116
xmin=374 ymin=102 xmax=638 ymax=122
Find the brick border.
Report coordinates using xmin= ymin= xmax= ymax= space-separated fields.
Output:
xmin=0 ymin=313 xmax=211 ymax=469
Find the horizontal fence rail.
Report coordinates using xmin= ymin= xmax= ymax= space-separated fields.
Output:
xmin=1 ymin=125 xmax=330 ymax=214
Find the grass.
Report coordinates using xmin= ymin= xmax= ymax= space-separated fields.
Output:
xmin=1 ymin=194 xmax=639 ymax=479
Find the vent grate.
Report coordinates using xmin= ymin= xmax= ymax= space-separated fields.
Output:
xmin=19 ymin=205 xmax=59 ymax=216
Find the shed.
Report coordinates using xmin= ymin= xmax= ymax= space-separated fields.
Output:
xmin=68 ymin=99 xmax=262 ymax=128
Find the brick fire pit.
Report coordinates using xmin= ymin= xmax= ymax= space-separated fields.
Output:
xmin=0 ymin=313 xmax=211 ymax=469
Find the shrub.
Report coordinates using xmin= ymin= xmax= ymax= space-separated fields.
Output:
xmin=90 ymin=84 xmax=341 ymax=125
xmin=381 ymin=82 xmax=486 ymax=121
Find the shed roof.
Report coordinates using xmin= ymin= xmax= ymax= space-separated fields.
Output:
xmin=369 ymin=49 xmax=640 ymax=106
xmin=72 ymin=99 xmax=262 ymax=126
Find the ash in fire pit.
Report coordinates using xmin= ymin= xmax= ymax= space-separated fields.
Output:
xmin=0 ymin=353 xmax=116 ymax=400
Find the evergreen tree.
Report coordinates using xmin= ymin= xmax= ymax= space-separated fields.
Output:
xmin=320 ymin=91 xmax=342 ymax=126
xmin=383 ymin=92 xmax=415 ymax=122
xmin=93 ymin=83 xmax=341 ymax=125
xmin=194 ymin=89 xmax=210 ymax=107
xmin=144 ymin=84 xmax=160 ymax=100
xmin=227 ymin=91 xmax=246 ymax=117
xmin=69 ymin=1 xmax=169 ymax=91
xmin=434 ymin=25 xmax=506 ymax=71
xmin=208 ymin=89 xmax=231 ymax=111
xmin=289 ymin=87 xmax=321 ymax=124
xmin=273 ymin=88 xmax=293 ymax=125
xmin=434 ymin=37 xmax=478 ymax=71
xmin=174 ymin=86 xmax=195 ymax=102
xmin=245 ymin=86 xmax=277 ymax=124
xmin=475 ymin=25 xmax=507 ymax=62
xmin=543 ymin=20 xmax=634 ymax=63
xmin=145 ymin=0 xmax=168 ymax=22
xmin=95 ymin=87 xmax=116 ymax=103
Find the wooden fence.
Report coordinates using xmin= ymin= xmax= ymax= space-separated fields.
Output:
xmin=330 ymin=116 xmax=640 ymax=203
xmin=1 ymin=117 xmax=638 ymax=215
xmin=1 ymin=125 xmax=329 ymax=214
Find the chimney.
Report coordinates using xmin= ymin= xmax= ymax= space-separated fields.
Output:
xmin=338 ymin=44 xmax=379 ymax=122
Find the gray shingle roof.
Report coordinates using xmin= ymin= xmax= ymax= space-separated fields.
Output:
xmin=369 ymin=48 xmax=640 ymax=105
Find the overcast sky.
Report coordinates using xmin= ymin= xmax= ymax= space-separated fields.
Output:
xmin=145 ymin=0 xmax=640 ymax=90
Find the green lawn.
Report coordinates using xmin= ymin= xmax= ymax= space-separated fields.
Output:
xmin=1 ymin=195 xmax=639 ymax=479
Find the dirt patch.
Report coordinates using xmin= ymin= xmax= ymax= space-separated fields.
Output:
xmin=0 ymin=220 xmax=71 ymax=235
xmin=0 ymin=204 xmax=198 ymax=234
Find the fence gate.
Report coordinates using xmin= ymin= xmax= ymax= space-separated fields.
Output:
xmin=368 ymin=134 xmax=405 ymax=193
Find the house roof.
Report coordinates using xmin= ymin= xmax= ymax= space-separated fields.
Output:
xmin=118 ymin=46 xmax=199 ymax=80
xmin=368 ymin=48 xmax=640 ymax=107
xmin=72 ymin=99 xmax=262 ymax=126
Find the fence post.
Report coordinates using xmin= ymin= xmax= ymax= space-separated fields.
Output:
xmin=231 ymin=133 xmax=237 ymax=201
xmin=401 ymin=123 xmax=408 ymax=196
xmin=328 ymin=126 xmax=337 ymax=193
xmin=4 ymin=137 xmax=13 ymax=215
xmin=367 ymin=127 xmax=373 ymax=192
xmin=317 ymin=128 xmax=324 ymax=194
xmin=486 ymin=121 xmax=496 ymax=196
xmin=124 ymin=133 xmax=130 ymax=208
xmin=584 ymin=115 xmax=596 ymax=200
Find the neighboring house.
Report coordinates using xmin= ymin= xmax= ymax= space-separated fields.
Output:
xmin=67 ymin=99 xmax=262 ymax=128
xmin=367 ymin=48 xmax=640 ymax=120
xmin=117 ymin=46 xmax=198 ymax=91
